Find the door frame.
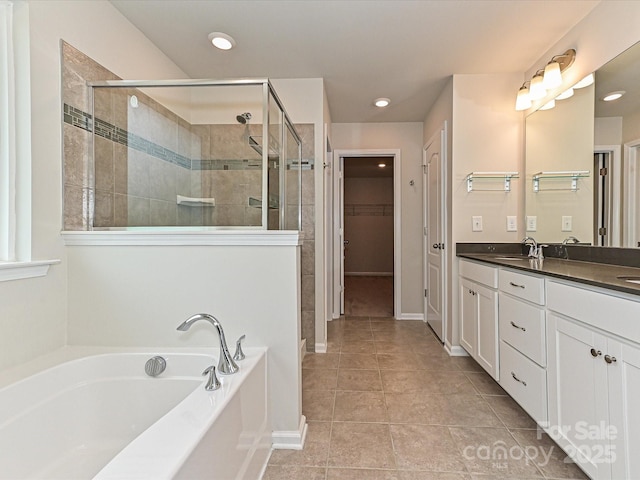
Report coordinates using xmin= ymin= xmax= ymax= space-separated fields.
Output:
xmin=624 ymin=138 xmax=640 ymax=247
xmin=594 ymin=145 xmax=621 ymax=246
xmin=332 ymin=148 xmax=401 ymax=319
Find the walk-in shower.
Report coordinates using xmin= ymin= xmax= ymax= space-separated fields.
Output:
xmin=64 ymin=78 xmax=301 ymax=231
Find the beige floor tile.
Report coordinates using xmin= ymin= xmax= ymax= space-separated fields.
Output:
xmin=341 ymin=340 xmax=376 ymax=354
xmin=327 ymin=467 xmax=400 ymax=479
xmin=510 ymin=429 xmax=589 ymax=479
xmin=381 ymin=370 xmax=477 ymax=395
xmin=268 ymin=440 xmax=329 ymax=467
xmin=448 ymin=426 xmax=544 ymax=477
xmin=377 ymin=352 xmax=419 ymax=370
xmin=390 ymin=423 xmax=468 ymax=472
xmin=334 ymin=391 xmax=388 ymax=422
xmin=337 ymin=368 xmax=382 ymax=391
xmin=451 ymin=356 xmax=485 ymax=372
xmin=304 ymin=352 xmax=341 ymax=369
xmin=329 ymin=422 xmax=396 ymax=469
xmin=398 ymin=472 xmax=471 ymax=480
xmin=343 ymin=329 xmax=375 ymax=342
xmin=485 ymin=395 xmax=537 ymax=429
xmin=306 ymin=421 xmax=333 ymax=444
xmin=303 ymin=389 xmax=335 ymax=421
xmin=376 ymin=341 xmax=408 ymax=354
xmin=262 ymin=465 xmax=327 ymax=480
xmin=413 ymin=352 xmax=461 ymax=371
xmin=465 ymin=372 xmax=507 ymax=396
xmin=339 ymin=353 xmax=378 ymax=369
xmin=303 ymin=368 xmax=338 ymax=391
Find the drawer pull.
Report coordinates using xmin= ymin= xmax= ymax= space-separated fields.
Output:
xmin=511 ymin=371 xmax=527 ymax=386
xmin=510 ymin=321 xmax=526 ymax=332
xmin=509 ymin=281 xmax=525 ymax=289
xmin=590 ymin=348 xmax=602 ymax=358
xmin=604 ymin=354 xmax=617 ymax=364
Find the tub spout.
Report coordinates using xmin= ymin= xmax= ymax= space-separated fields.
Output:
xmin=177 ymin=313 xmax=239 ymax=375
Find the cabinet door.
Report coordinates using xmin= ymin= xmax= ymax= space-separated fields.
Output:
xmin=547 ymin=313 xmax=610 ymax=480
xmin=475 ymin=283 xmax=498 ymax=380
xmin=459 ymin=278 xmax=476 ymax=356
xmin=608 ymin=339 xmax=640 ymax=480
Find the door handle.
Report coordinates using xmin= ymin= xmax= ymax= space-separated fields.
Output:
xmin=343 ymin=240 xmax=349 ymax=245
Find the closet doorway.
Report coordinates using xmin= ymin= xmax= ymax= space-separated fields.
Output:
xmin=342 ymin=155 xmax=395 ymax=317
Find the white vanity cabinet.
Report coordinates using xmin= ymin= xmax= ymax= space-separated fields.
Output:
xmin=458 ymin=260 xmax=499 ymax=380
xmin=497 ymin=268 xmax=548 ymax=426
xmin=547 ymin=280 xmax=640 ymax=480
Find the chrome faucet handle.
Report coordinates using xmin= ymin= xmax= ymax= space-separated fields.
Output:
xmin=537 ymin=244 xmax=548 ymax=260
xmin=233 ymin=334 xmax=246 ymax=361
xmin=202 ymin=365 xmax=221 ymax=391
xmin=528 ymin=244 xmax=537 ymax=258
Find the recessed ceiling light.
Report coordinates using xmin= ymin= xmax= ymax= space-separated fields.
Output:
xmin=378 ymin=163 xmax=386 ymax=168
xmin=603 ymin=91 xmax=625 ymax=102
xmin=374 ymin=98 xmax=390 ymax=108
xmin=208 ymin=32 xmax=236 ymax=50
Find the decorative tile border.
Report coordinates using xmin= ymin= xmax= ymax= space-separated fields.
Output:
xmin=63 ymin=103 xmax=313 ymax=171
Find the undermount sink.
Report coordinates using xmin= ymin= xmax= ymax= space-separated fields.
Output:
xmin=617 ymin=275 xmax=640 ymax=285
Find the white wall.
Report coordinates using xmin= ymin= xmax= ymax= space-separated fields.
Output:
xmin=65 ymin=241 xmax=302 ymax=438
xmin=331 ymin=122 xmax=424 ymax=317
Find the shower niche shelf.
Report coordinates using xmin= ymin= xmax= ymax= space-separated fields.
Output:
xmin=466 ymin=172 xmax=519 ymax=192
xmin=176 ymin=195 xmax=216 ymax=207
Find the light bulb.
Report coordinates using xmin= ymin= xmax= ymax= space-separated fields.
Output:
xmin=529 ymin=73 xmax=547 ymax=100
xmin=543 ymin=61 xmax=562 ymax=89
xmin=574 ymin=73 xmax=594 ymax=89
xmin=515 ymin=85 xmax=532 ymax=111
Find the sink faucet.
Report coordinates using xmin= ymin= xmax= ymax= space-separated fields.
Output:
xmin=177 ymin=313 xmax=239 ymax=375
xmin=522 ymin=236 xmax=538 ymax=258
xmin=562 ymin=236 xmax=580 ymax=244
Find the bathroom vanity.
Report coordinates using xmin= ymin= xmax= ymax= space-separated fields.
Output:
xmin=457 ymin=244 xmax=640 ymax=480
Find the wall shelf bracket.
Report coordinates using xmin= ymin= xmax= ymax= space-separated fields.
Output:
xmin=532 ymin=171 xmax=590 ymax=192
xmin=466 ymin=172 xmax=519 ymax=192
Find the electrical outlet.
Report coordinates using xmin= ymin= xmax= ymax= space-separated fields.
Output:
xmin=562 ymin=215 xmax=572 ymax=232
xmin=472 ymin=216 xmax=483 ymax=232
xmin=526 ymin=216 xmax=537 ymax=231
xmin=506 ymin=216 xmax=517 ymax=232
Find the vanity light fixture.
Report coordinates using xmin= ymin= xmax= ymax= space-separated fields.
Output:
xmin=208 ymin=32 xmax=236 ymax=50
xmin=514 ymin=49 xmax=576 ymax=110
xmin=573 ymin=73 xmax=594 ymax=89
xmin=556 ymin=87 xmax=574 ymax=100
xmin=374 ymin=97 xmax=390 ymax=108
xmin=603 ymin=90 xmax=625 ymax=102
xmin=539 ymin=99 xmax=555 ymax=110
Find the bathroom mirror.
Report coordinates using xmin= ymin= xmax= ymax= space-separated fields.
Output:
xmin=525 ymin=41 xmax=640 ymax=247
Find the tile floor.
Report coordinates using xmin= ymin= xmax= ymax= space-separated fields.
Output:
xmin=262 ymin=315 xmax=589 ymax=479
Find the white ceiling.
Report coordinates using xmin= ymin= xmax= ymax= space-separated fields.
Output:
xmin=110 ymin=0 xmax=599 ymax=123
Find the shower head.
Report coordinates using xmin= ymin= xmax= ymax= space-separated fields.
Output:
xmin=236 ymin=112 xmax=252 ymax=124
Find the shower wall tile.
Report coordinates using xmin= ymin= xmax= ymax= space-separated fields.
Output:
xmin=94 ymin=136 xmax=114 ymax=192
xmin=302 ymin=311 xmax=315 ymax=352
xmin=301 ymin=240 xmax=315 ymax=276
xmin=126 ymin=196 xmax=150 ymax=226
xmin=63 ymin=185 xmax=85 ymax=230
xmin=150 ymin=199 xmax=175 ymax=226
xmin=63 ymin=124 xmax=89 ymax=188
xmin=114 ymin=143 xmax=129 ymax=195
xmin=148 ymin=157 xmax=178 ymax=202
xmin=113 ymin=193 xmax=128 ymax=227
xmin=126 ymin=150 xmax=151 ymax=198
xmin=93 ymin=190 xmax=114 ymax=227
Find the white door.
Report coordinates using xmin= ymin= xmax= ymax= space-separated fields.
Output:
xmin=338 ymin=156 xmax=345 ymax=314
xmin=424 ymin=126 xmax=446 ymax=341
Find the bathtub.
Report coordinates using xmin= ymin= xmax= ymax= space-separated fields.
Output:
xmin=0 ymin=346 xmax=270 ymax=480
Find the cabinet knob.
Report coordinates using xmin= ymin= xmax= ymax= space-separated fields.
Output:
xmin=590 ymin=348 xmax=602 ymax=358
xmin=604 ymin=354 xmax=617 ymax=364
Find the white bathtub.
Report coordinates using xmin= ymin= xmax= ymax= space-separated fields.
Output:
xmin=0 ymin=347 xmax=270 ymax=480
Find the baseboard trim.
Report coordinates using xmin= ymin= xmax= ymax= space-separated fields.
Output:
xmin=272 ymin=415 xmax=307 ymax=450
xmin=315 ymin=343 xmax=327 ymax=353
xmin=445 ymin=342 xmax=469 ymax=357
xmin=300 ymin=339 xmax=307 ymax=360
xmin=395 ymin=313 xmax=425 ymax=321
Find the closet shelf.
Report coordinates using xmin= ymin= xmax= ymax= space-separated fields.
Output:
xmin=466 ymin=172 xmax=519 ymax=192
xmin=532 ymin=171 xmax=590 ymax=192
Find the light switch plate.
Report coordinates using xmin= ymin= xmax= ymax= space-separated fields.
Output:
xmin=506 ymin=216 xmax=517 ymax=232
xmin=472 ymin=216 xmax=483 ymax=232
xmin=526 ymin=216 xmax=537 ymax=231
xmin=562 ymin=216 xmax=572 ymax=231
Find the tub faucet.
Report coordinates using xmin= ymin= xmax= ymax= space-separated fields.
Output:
xmin=177 ymin=313 xmax=239 ymax=375
xmin=522 ymin=236 xmax=538 ymax=258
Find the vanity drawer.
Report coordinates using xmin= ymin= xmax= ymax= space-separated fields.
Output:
xmin=499 ymin=293 xmax=546 ymax=366
xmin=499 ymin=340 xmax=548 ymax=426
xmin=499 ymin=268 xmax=545 ymax=305
xmin=459 ymin=259 xmax=498 ymax=288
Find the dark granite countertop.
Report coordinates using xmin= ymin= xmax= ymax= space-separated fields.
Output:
xmin=457 ymin=243 xmax=640 ymax=298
